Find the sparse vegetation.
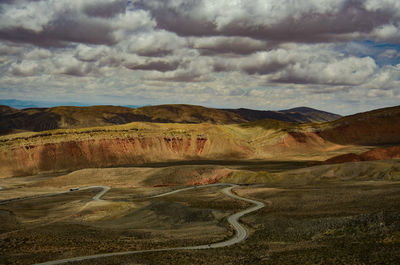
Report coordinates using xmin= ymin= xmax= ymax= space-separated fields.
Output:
xmin=1 ymin=162 xmax=400 ymax=264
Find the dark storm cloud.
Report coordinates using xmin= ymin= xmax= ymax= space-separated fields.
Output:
xmin=190 ymin=37 xmax=267 ymax=55
xmin=133 ymin=0 xmax=216 ymax=36
xmin=0 ymin=2 xmax=117 ymax=47
xmin=135 ymin=49 xmax=174 ymax=57
xmin=213 ymin=58 xmax=287 ymax=74
xmin=83 ymin=0 xmax=126 ymax=18
xmin=220 ymin=1 xmax=393 ymax=42
xmin=0 ymin=19 xmax=116 ymax=47
xmin=0 ymin=0 xmax=155 ymax=47
xmin=133 ymin=0 xmax=397 ymax=43
xmin=125 ymin=60 xmax=180 ymax=72
xmin=270 ymin=76 xmax=352 ymax=86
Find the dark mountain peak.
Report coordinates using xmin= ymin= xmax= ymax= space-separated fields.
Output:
xmin=282 ymin=106 xmax=321 ymax=113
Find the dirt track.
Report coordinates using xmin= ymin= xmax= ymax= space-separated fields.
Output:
xmin=34 ymin=184 xmax=265 ymax=265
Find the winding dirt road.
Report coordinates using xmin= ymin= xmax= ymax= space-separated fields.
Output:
xmin=32 ymin=184 xmax=264 ymax=265
xmin=0 ymin=186 xmax=110 ymax=206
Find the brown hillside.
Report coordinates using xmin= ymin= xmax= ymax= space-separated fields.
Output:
xmin=0 ymin=104 xmax=340 ymax=135
xmin=280 ymin=107 xmax=342 ymax=122
xmin=0 ymin=120 xmax=345 ymax=177
xmin=318 ymin=105 xmax=400 ymax=145
xmin=226 ymin=106 xmax=341 ymax=123
xmin=131 ymin=104 xmax=246 ymax=124
xmin=0 ymin=105 xmax=152 ymax=133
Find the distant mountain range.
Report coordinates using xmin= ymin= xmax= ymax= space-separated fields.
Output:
xmin=0 ymin=104 xmax=341 ymax=134
xmin=0 ymin=99 xmax=142 ymax=110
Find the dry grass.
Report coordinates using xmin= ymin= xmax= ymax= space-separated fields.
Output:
xmin=1 ymin=159 xmax=400 ymax=264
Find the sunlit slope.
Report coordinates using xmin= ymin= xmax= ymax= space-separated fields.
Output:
xmin=0 ymin=122 xmax=252 ymax=177
xmin=0 ymin=120 xmax=336 ymax=177
xmin=0 ymin=105 xmax=399 ymax=178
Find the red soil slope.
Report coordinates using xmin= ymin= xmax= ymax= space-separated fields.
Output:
xmin=0 ymin=134 xmax=253 ymax=177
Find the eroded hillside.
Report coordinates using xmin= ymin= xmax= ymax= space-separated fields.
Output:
xmin=0 ymin=105 xmax=399 ymax=178
xmin=0 ymin=120 xmax=343 ymax=177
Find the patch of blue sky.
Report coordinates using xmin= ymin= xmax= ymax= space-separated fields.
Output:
xmin=126 ymin=0 xmax=135 ymax=12
xmin=337 ymin=40 xmax=400 ymax=67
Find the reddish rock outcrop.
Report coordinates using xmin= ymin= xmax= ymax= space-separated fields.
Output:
xmin=361 ymin=146 xmax=400 ymax=161
xmin=0 ymin=136 xmax=215 ymax=177
xmin=190 ymin=169 xmax=233 ymax=185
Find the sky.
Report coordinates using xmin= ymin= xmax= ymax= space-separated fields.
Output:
xmin=0 ymin=0 xmax=400 ymax=115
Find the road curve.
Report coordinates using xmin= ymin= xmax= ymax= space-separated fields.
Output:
xmin=79 ymin=186 xmax=110 ymax=201
xmin=0 ymin=186 xmax=109 ymax=206
xmin=34 ymin=184 xmax=265 ymax=265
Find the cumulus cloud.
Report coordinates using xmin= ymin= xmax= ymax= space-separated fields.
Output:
xmin=1 ymin=0 xmax=400 ymax=113
xmin=75 ymin=44 xmax=110 ymax=62
xmin=0 ymin=0 xmax=153 ymax=46
xmin=10 ymin=61 xmax=43 ymax=76
xmin=0 ymin=42 xmax=23 ymax=56
xmin=54 ymin=54 xmax=94 ymax=76
xmin=24 ymin=49 xmax=52 ymax=60
xmin=126 ymin=30 xmax=186 ymax=56
xmin=146 ymin=57 xmax=214 ymax=82
xmin=124 ymin=56 xmax=180 ymax=72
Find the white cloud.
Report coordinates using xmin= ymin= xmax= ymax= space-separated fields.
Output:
xmin=126 ymin=30 xmax=186 ymax=56
xmin=75 ymin=44 xmax=110 ymax=62
xmin=378 ymin=49 xmax=400 ymax=59
xmin=54 ymin=54 xmax=94 ymax=76
xmin=0 ymin=1 xmax=54 ymax=32
xmin=10 ymin=61 xmax=43 ymax=76
xmin=371 ymin=24 xmax=400 ymax=42
xmin=24 ymin=49 xmax=52 ymax=60
xmin=111 ymin=9 xmax=156 ymax=41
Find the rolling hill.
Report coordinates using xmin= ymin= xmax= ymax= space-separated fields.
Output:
xmin=0 ymin=105 xmax=398 ymax=177
xmin=0 ymin=104 xmax=341 ymax=135
xmin=224 ymin=106 xmax=341 ymax=123
xmin=317 ymin=105 xmax=400 ymax=145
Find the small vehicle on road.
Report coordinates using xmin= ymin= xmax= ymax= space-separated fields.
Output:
xmin=69 ymin=188 xmax=79 ymax=192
